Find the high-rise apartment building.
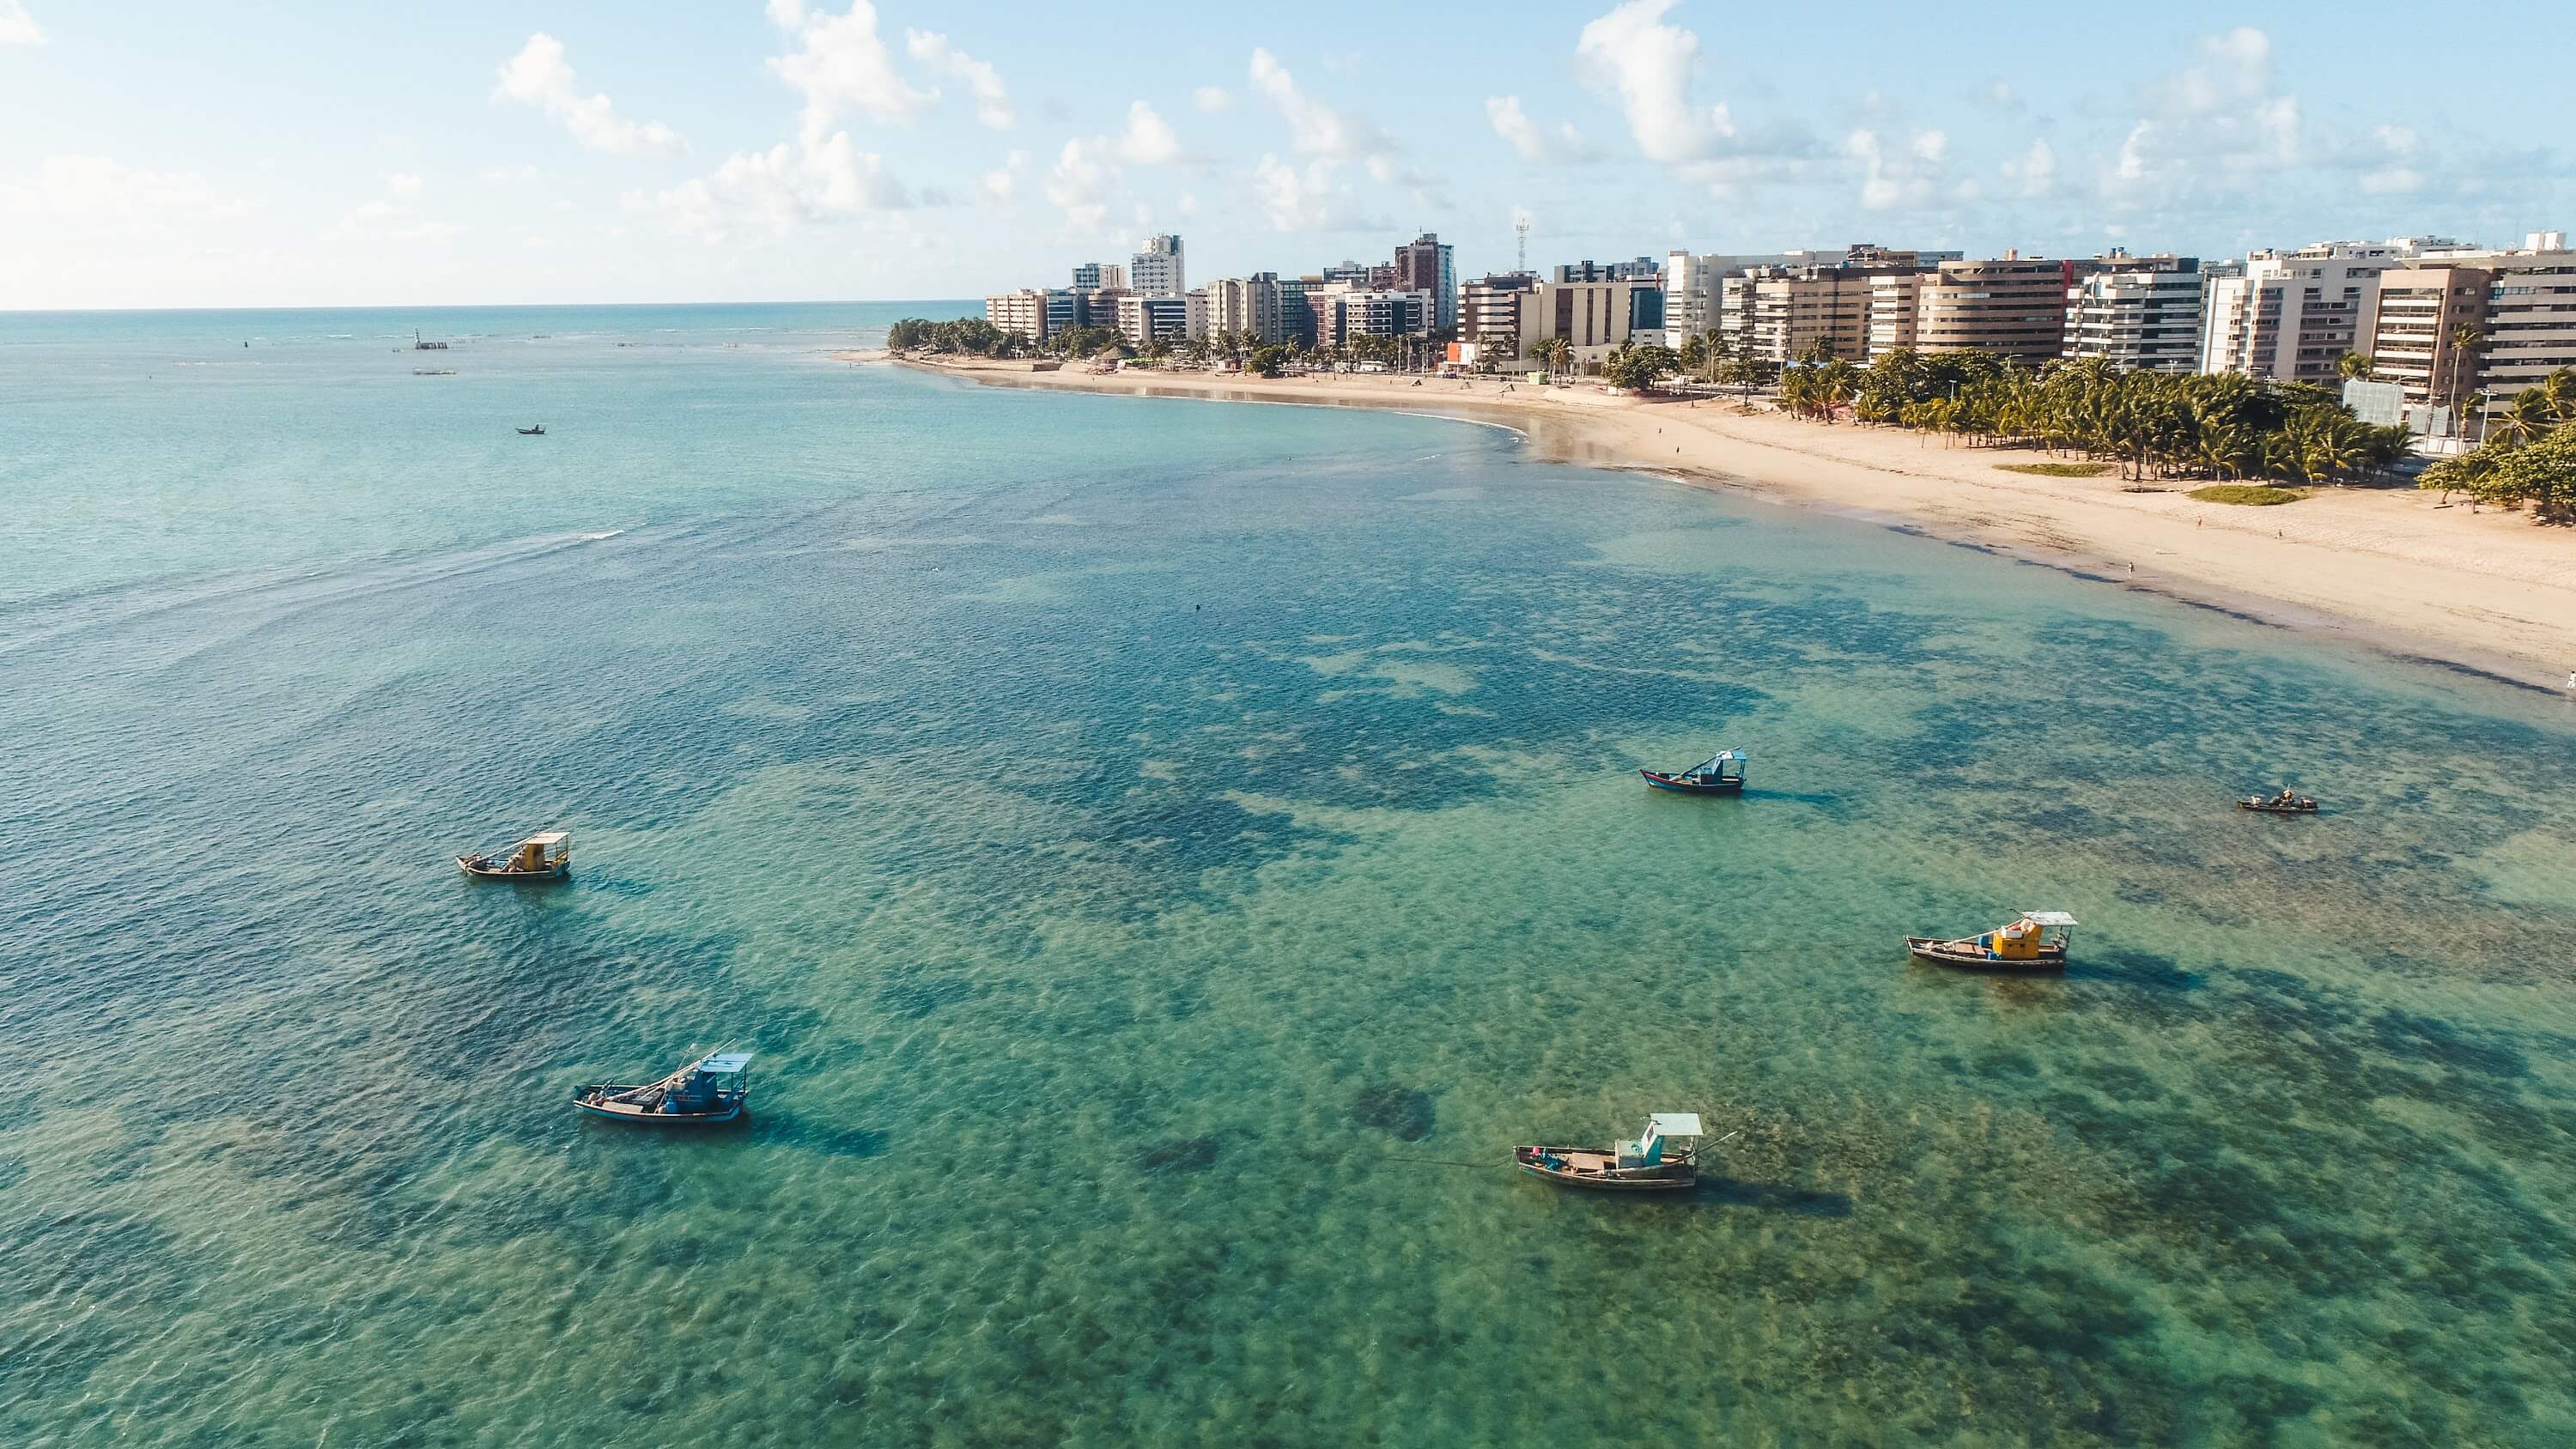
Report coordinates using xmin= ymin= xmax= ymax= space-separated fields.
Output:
xmin=1663 ymin=249 xmax=1848 ymax=347
xmin=1072 ymin=261 xmax=1127 ymax=292
xmin=1130 ymin=234 xmax=1185 ymax=297
xmin=1203 ymin=273 xmax=1286 ymax=344
xmin=2359 ymin=233 xmax=2576 ymax=416
xmin=1393 ymin=233 xmax=1456 ymax=332
xmin=984 ymin=288 xmax=1053 ymax=343
xmin=1553 ymin=258 xmax=1663 ymax=283
xmin=2199 ymin=242 xmax=2402 ymax=385
xmin=1461 ymin=272 xmax=1539 ymax=362
xmin=1865 ymin=274 xmax=1922 ymax=356
xmin=1310 ymin=286 xmax=1433 ymax=349
xmin=1914 ymin=255 xmax=2088 ymax=366
xmin=1115 ymin=293 xmax=1194 ymax=344
xmin=2063 ymin=253 xmax=2205 ymax=371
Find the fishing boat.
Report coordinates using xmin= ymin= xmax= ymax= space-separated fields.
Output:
xmin=413 ymin=330 xmax=448 ymax=350
xmin=2238 ymin=791 xmax=2318 ymax=814
xmin=516 ymin=423 xmax=545 ymax=436
xmin=1640 ymin=747 xmax=1747 ymax=794
xmin=1905 ymin=911 xmax=2076 ymax=971
xmin=573 ymin=1052 xmax=752 ymax=1125
xmin=1515 ymin=1113 xmax=1710 ymax=1191
xmin=455 ymin=830 xmax=571 ymax=881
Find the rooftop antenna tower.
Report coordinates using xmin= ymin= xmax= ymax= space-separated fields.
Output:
xmin=1515 ymin=215 xmax=1530 ymax=273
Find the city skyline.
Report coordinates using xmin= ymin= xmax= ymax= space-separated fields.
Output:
xmin=5 ymin=0 xmax=2574 ymax=310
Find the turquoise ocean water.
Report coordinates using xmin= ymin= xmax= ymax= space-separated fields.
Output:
xmin=4 ymin=302 xmax=2575 ymax=1446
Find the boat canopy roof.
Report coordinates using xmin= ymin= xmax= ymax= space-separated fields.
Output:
xmin=696 ymin=1052 xmax=754 ymax=1074
xmin=2022 ymin=911 xmax=2078 ymax=926
xmin=519 ymin=831 xmax=570 ymax=847
xmin=1644 ymin=1113 xmax=1703 ymax=1138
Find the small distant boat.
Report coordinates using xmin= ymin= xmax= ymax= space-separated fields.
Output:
xmin=574 ymin=1052 xmax=753 ymax=1125
xmin=413 ymin=330 xmax=449 ymax=351
xmin=1516 ymin=1113 xmax=1714 ymax=1191
xmin=517 ymin=424 xmax=546 ymax=435
xmin=456 ymin=830 xmax=571 ymax=881
xmin=1905 ymin=911 xmax=2076 ymax=972
xmin=2238 ymin=792 xmax=2318 ymax=815
xmin=1640 ymin=747 xmax=1747 ymax=794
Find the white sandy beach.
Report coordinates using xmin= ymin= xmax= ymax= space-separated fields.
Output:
xmin=876 ymin=355 xmax=2576 ymax=691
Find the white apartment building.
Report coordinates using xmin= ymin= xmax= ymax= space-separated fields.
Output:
xmin=1072 ymin=261 xmax=1127 ymax=291
xmin=2481 ymin=235 xmax=2576 ymax=403
xmin=984 ymin=288 xmax=1051 ymax=343
xmin=2199 ymin=242 xmax=2403 ymax=385
xmin=1131 ymin=234 xmax=1185 ymax=297
xmin=1864 ymin=274 xmax=1921 ymax=357
xmin=1115 ymin=293 xmax=1196 ymax=345
xmin=1203 ymin=274 xmax=1285 ymax=344
xmin=1663 ymin=248 xmax=1850 ymax=347
xmin=2064 ymin=254 xmax=2206 ymax=372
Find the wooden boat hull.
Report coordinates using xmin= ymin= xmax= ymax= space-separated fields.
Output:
xmin=2237 ymin=799 xmax=2319 ymax=814
xmin=1904 ymin=937 xmax=2067 ymax=972
xmin=1513 ymin=1145 xmax=1697 ymax=1191
xmin=457 ymin=858 xmax=568 ymax=882
xmin=1639 ymin=770 xmax=1743 ymax=795
xmin=571 ymin=1086 xmax=747 ymax=1125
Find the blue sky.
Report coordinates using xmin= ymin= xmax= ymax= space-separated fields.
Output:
xmin=4 ymin=0 xmax=2571 ymax=309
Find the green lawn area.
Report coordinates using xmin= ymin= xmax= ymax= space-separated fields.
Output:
xmin=2188 ymin=484 xmax=2308 ymax=506
xmin=1995 ymin=461 xmax=2116 ymax=477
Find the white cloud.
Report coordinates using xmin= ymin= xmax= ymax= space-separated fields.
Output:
xmin=1252 ymin=154 xmax=1334 ymax=230
xmin=980 ymin=149 xmax=1027 ymax=203
xmin=1043 ymin=137 xmax=1115 ymax=232
xmin=1573 ymin=0 xmax=1732 ymax=166
xmin=1847 ymin=128 xmax=1946 ymax=211
xmin=1119 ymin=101 xmax=1182 ymax=165
xmin=1193 ymin=86 xmax=1234 ymax=113
xmin=386 ymin=173 xmax=426 ymax=198
xmin=2360 ymin=167 xmax=2422 ymax=196
xmin=1247 ymin=48 xmax=1382 ymax=159
xmin=2002 ymin=137 xmax=2056 ymax=197
xmin=495 ymin=33 xmax=687 ymax=158
xmin=1485 ymin=95 xmax=1590 ymax=163
xmin=479 ymin=164 xmax=542 ymax=186
xmin=2100 ymin=27 xmax=2301 ymax=204
xmin=0 ymin=2 xmax=42 ymax=45
xmin=769 ymin=1 xmax=935 ymax=144
xmin=641 ymin=135 xmax=908 ymax=244
xmin=904 ymin=28 xmax=1012 ymax=130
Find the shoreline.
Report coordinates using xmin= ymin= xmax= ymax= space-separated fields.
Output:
xmin=874 ymin=354 xmax=2576 ymax=694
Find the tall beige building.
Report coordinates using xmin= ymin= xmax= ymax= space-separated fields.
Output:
xmin=1915 ymin=255 xmax=2084 ymax=365
xmin=1865 ymin=274 xmax=1922 ymax=356
xmin=2199 ymin=242 xmax=2402 ymax=385
xmin=1203 ymin=273 xmax=1286 ymax=344
xmin=2358 ymin=233 xmax=2576 ymax=418
xmin=983 ymin=289 xmax=1050 ymax=343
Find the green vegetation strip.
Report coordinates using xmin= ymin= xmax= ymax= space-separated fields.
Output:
xmin=2189 ymin=484 xmax=2307 ymax=506
xmin=1996 ymin=462 xmax=2115 ymax=478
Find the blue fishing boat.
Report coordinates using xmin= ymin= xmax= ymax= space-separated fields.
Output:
xmin=1640 ymin=747 xmax=1747 ymax=794
xmin=573 ymin=1052 xmax=753 ymax=1125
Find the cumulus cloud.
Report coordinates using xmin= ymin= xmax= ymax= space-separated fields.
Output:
xmin=1034 ymin=102 xmax=1189 ymax=230
xmin=980 ymin=149 xmax=1027 ymax=203
xmin=769 ymin=1 xmax=936 ymax=143
xmin=2001 ymin=137 xmax=2056 ymax=197
xmin=1485 ymin=96 xmax=1590 ymax=163
xmin=905 ymin=28 xmax=1012 ymax=129
xmin=2100 ymin=27 xmax=2301 ymax=204
xmin=1573 ymin=0 xmax=1733 ymax=165
xmin=1247 ymin=48 xmax=1384 ymax=160
xmin=494 ymin=33 xmax=687 ymax=158
xmin=1119 ymin=101 xmax=1182 ymax=164
xmin=1193 ymin=86 xmax=1233 ymax=112
xmin=1847 ymin=128 xmax=1947 ymax=211
xmin=640 ymin=135 xmax=908 ymax=243
xmin=0 ymin=2 xmax=42 ymax=45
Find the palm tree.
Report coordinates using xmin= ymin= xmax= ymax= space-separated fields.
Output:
xmin=1539 ymin=336 xmax=1573 ymax=379
xmin=2493 ymin=389 xmax=2556 ymax=447
xmin=2445 ymin=324 xmax=2483 ymax=415
xmin=2336 ymin=352 xmax=2374 ymax=383
xmin=2534 ymin=367 xmax=2576 ymax=426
